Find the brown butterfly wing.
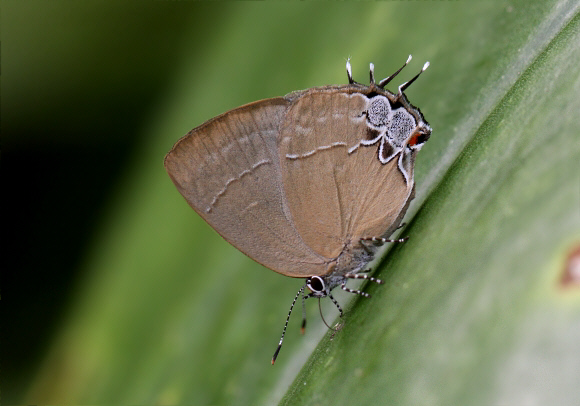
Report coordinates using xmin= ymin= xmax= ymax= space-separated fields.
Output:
xmin=165 ymin=98 xmax=328 ymax=277
xmin=279 ymin=90 xmax=414 ymax=262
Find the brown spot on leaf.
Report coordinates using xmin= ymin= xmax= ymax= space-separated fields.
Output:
xmin=561 ymin=245 xmax=580 ymax=288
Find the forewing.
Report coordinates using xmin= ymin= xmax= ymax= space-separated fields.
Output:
xmin=165 ymin=98 xmax=327 ymax=277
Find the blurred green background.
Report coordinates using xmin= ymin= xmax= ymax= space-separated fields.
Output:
xmin=3 ymin=1 xmax=580 ymax=405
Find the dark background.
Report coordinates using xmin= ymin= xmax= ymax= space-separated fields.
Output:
xmin=3 ymin=2 xmax=197 ymax=400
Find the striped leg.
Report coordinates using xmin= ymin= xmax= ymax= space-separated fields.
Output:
xmin=341 ymin=282 xmax=371 ymax=298
xmin=345 ymin=273 xmax=385 ymax=285
xmin=360 ymin=236 xmax=409 ymax=246
xmin=327 ymin=292 xmax=344 ymax=317
xmin=342 ymin=273 xmax=386 ymax=298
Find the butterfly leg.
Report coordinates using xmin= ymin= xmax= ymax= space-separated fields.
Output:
xmin=341 ymin=282 xmax=371 ymax=298
xmin=327 ymin=291 xmax=344 ymax=317
xmin=345 ymin=273 xmax=384 ymax=285
xmin=342 ymin=271 xmax=386 ymax=298
xmin=360 ymin=236 xmax=409 ymax=246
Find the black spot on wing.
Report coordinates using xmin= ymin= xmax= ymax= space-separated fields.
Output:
xmin=365 ymin=127 xmax=380 ymax=141
xmin=381 ymin=140 xmax=395 ymax=161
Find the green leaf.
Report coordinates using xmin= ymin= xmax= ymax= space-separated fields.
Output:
xmin=283 ymin=7 xmax=580 ymax=406
xmin=22 ymin=1 xmax=580 ymax=405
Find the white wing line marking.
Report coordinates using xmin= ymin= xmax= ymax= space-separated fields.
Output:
xmin=206 ymin=159 xmax=271 ymax=213
xmin=348 ymin=132 xmax=385 ymax=155
xmin=286 ymin=142 xmax=348 ymax=160
xmin=348 ymin=142 xmax=361 ymax=154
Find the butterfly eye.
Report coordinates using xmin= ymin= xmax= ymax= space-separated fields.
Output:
xmin=307 ymin=276 xmax=325 ymax=293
